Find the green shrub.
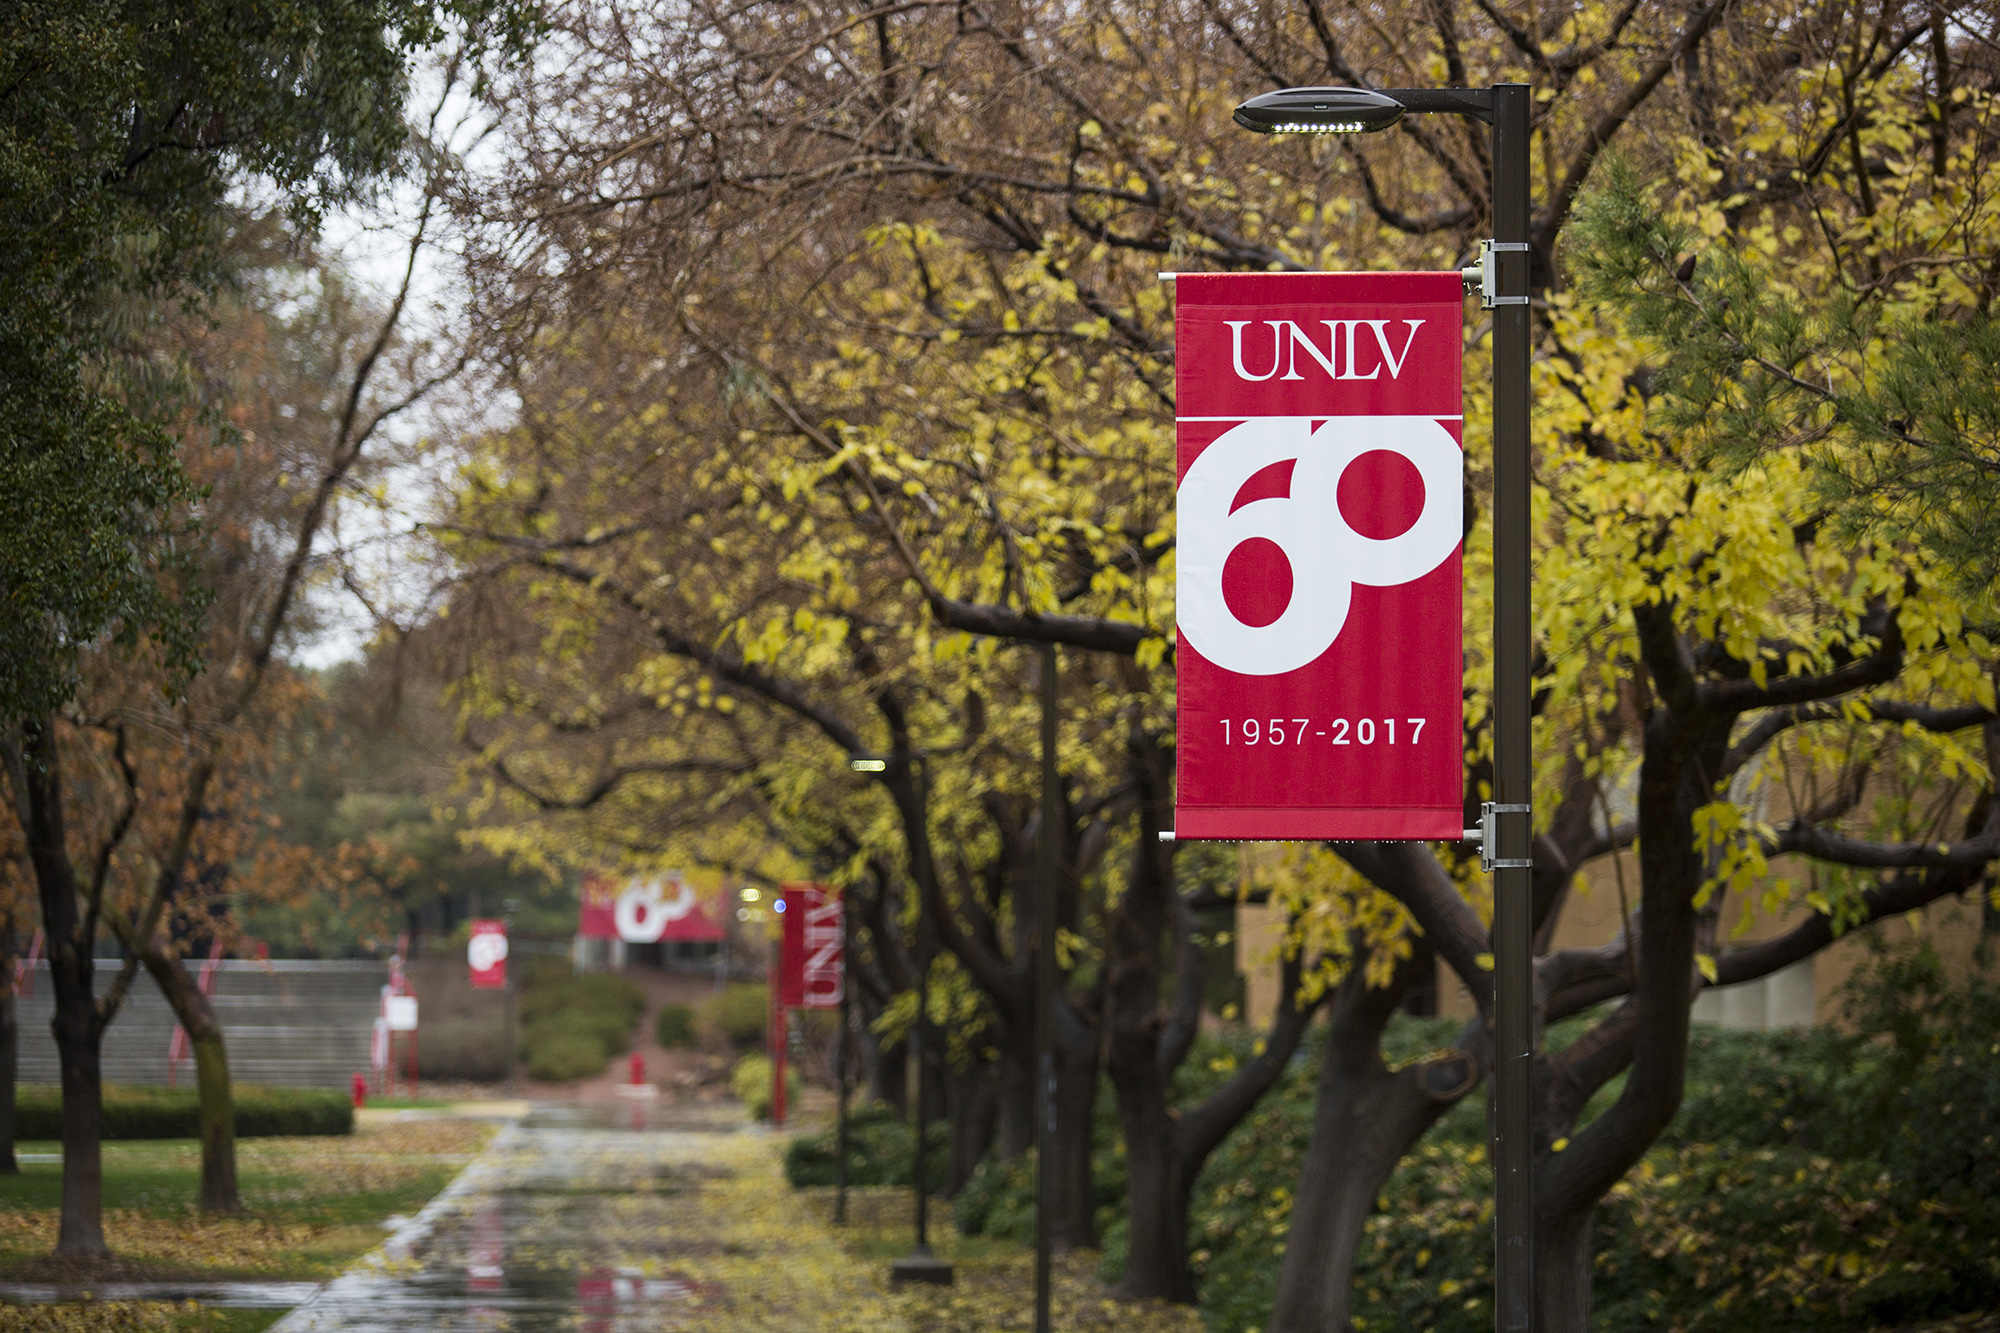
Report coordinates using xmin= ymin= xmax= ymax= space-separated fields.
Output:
xmin=784 ymin=1100 xmax=950 ymax=1190
xmin=514 ymin=963 xmax=642 ymax=1082
xmin=523 ymin=1007 xmax=632 ymax=1058
xmin=705 ymin=983 xmax=768 ymax=1047
xmin=15 ymin=1084 xmax=352 ymax=1139
xmin=524 ymin=1027 xmax=609 ymax=1082
xmin=951 ymin=1149 xmax=1037 ymax=1240
xmin=418 ymin=1017 xmax=510 ymax=1082
xmin=233 ymin=1085 xmax=354 ymax=1136
xmin=1820 ymin=942 xmax=2000 ymax=1201
xmin=654 ymin=1002 xmax=696 ymax=1048
xmin=1181 ymin=957 xmax=2000 ymax=1333
xmin=567 ymin=972 xmax=647 ymax=1025
xmin=1333 ymin=1130 xmax=2000 ymax=1333
xmin=518 ymin=955 xmax=574 ymax=992
xmin=518 ymin=966 xmax=642 ymax=1024
xmin=729 ymin=1053 xmax=801 ymax=1120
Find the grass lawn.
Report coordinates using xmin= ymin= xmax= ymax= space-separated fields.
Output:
xmin=0 ymin=1117 xmax=497 ymax=1331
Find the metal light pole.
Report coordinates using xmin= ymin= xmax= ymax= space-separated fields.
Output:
xmin=1233 ymin=82 xmax=1536 ymax=1333
xmin=835 ymin=883 xmax=854 ymax=1226
xmin=861 ymin=749 xmax=954 ymax=1287
xmin=1033 ymin=641 xmax=1060 ymax=1333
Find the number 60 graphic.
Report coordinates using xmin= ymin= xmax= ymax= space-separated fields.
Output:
xmin=1178 ymin=416 xmax=1462 ymax=677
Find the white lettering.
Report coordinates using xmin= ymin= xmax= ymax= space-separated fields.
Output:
xmin=1279 ymin=321 xmax=1340 ymax=380
xmin=802 ymin=892 xmax=843 ymax=1005
xmin=1333 ymin=320 xmax=1378 ymax=380
xmin=1368 ymin=320 xmax=1424 ymax=379
xmin=1226 ymin=321 xmax=1282 ymax=381
xmin=1221 ymin=317 xmax=1425 ymax=383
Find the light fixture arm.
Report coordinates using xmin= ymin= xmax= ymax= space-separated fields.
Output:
xmin=1377 ymin=87 xmax=1496 ymax=122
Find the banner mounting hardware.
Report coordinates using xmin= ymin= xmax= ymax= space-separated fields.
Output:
xmin=1466 ymin=801 xmax=1533 ymax=871
xmin=1469 ymin=240 xmax=1532 ymax=309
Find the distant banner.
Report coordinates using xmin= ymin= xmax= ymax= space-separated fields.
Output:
xmin=578 ymin=872 xmax=725 ymax=943
xmin=777 ymin=884 xmax=843 ymax=1009
xmin=468 ymin=919 xmax=508 ymax=990
xmin=1172 ymin=271 xmax=1466 ymax=840
xmin=578 ymin=876 xmax=619 ymax=940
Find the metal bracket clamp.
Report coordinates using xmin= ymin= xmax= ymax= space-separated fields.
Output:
xmin=1463 ymin=240 xmax=1531 ymax=310
xmin=1465 ymin=801 xmax=1533 ymax=872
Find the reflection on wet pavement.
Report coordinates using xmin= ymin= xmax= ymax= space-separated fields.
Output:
xmin=274 ymin=1100 xmax=895 ymax=1332
xmin=0 ymin=1280 xmax=321 ymax=1308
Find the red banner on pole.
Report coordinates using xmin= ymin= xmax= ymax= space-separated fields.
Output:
xmin=468 ymin=919 xmax=508 ymax=990
xmin=777 ymin=884 xmax=843 ymax=1009
xmin=1173 ymin=271 xmax=1465 ymax=841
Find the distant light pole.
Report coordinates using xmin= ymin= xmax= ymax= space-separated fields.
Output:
xmin=853 ymin=752 xmax=954 ymax=1287
xmin=1033 ymin=641 xmax=1059 ymax=1333
xmin=1233 ymin=82 xmax=1537 ymax=1333
xmin=834 ymin=878 xmax=854 ymax=1226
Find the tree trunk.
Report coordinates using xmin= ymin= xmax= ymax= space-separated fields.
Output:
xmin=14 ymin=719 xmax=110 ymax=1257
xmin=946 ymin=1050 xmax=996 ymax=1197
xmin=191 ymin=1031 xmax=239 ymax=1214
xmin=995 ymin=982 xmax=1101 ymax=1247
xmin=1049 ymin=1005 xmax=1101 ymax=1250
xmin=50 ymin=991 xmax=107 ymax=1255
xmin=1535 ymin=1207 xmax=1596 ymax=1333
xmin=1105 ymin=724 xmax=1261 ymax=1303
xmin=1115 ymin=1081 xmax=1196 ymax=1302
xmin=1268 ymin=957 xmax=1464 ymax=1332
xmin=995 ymin=1008 xmax=1035 ymax=1160
xmin=871 ymin=1033 xmax=908 ymax=1116
xmin=141 ymin=951 xmax=239 ymax=1213
xmin=1527 ymin=665 xmax=1726 ymax=1330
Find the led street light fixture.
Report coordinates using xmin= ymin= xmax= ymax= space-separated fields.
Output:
xmin=1233 ymin=87 xmax=1405 ymax=135
xmin=849 ymin=757 xmax=887 ymax=772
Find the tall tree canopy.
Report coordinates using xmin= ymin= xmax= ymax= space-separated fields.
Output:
xmin=0 ymin=0 xmax=534 ymax=719
xmin=426 ymin=0 xmax=2000 ymax=1326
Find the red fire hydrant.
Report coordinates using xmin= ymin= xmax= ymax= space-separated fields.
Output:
xmin=351 ymin=1072 xmax=368 ymax=1109
xmin=629 ymin=1052 xmax=646 ymax=1086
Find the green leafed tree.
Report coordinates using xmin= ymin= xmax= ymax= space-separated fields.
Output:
xmin=0 ymin=0 xmax=534 ymax=1257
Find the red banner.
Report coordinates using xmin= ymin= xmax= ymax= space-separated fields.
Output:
xmin=777 ymin=884 xmax=843 ymax=1009
xmin=577 ymin=874 xmax=619 ymax=940
xmin=578 ymin=872 xmax=727 ymax=943
xmin=468 ymin=919 xmax=508 ymax=989
xmin=1173 ymin=271 xmax=1465 ymax=840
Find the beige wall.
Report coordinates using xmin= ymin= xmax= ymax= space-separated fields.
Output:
xmin=1236 ymin=898 xmax=1285 ymax=1026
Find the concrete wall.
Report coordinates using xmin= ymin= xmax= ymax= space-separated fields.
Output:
xmin=14 ymin=960 xmax=386 ymax=1090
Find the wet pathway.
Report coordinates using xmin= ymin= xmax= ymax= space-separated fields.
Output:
xmin=273 ymin=1102 xmax=902 ymax=1332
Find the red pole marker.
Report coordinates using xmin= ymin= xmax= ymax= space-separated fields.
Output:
xmin=772 ymin=1003 xmax=788 ymax=1126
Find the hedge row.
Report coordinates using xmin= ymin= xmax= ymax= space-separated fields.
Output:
xmin=15 ymin=1083 xmax=353 ymax=1139
xmin=519 ymin=959 xmax=646 ymax=1082
xmin=705 ymin=983 xmax=768 ymax=1047
xmin=784 ymin=1100 xmax=949 ymax=1186
xmin=915 ymin=944 xmax=2000 ymax=1333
